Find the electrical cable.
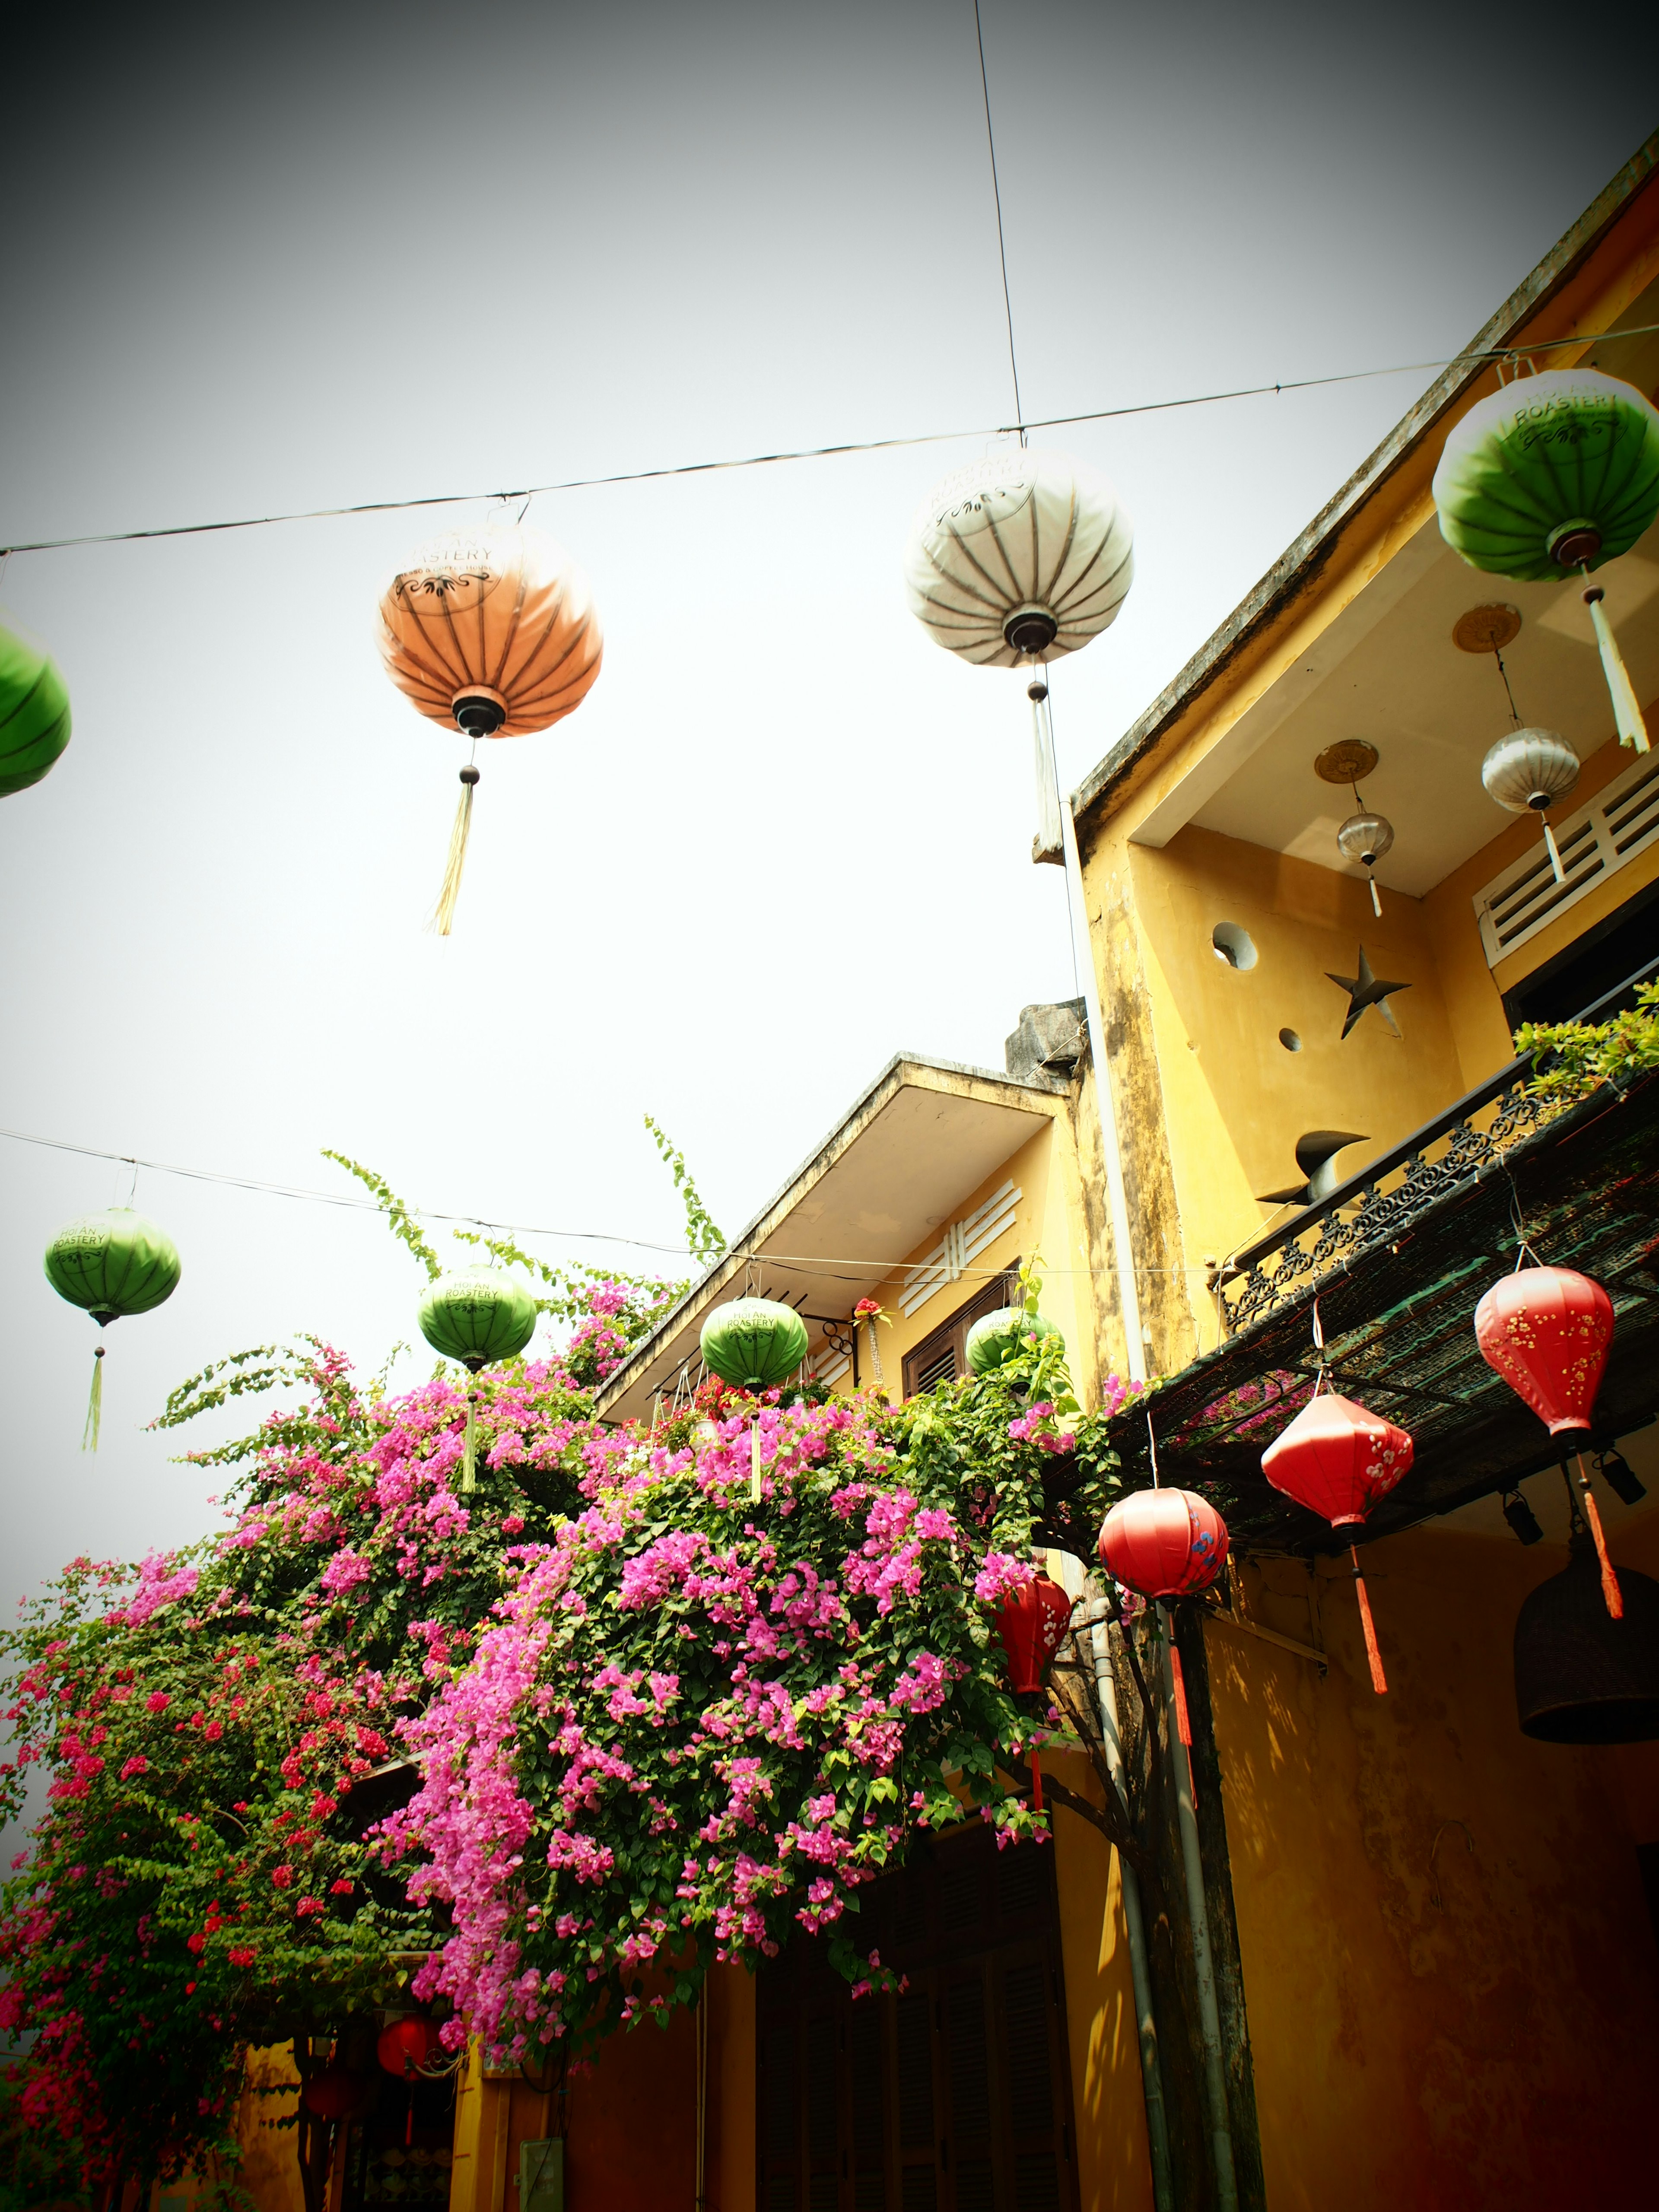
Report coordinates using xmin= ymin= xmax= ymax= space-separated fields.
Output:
xmin=0 ymin=1123 xmax=1213 ymax=1278
xmin=6 ymin=326 xmax=1657 ymax=561
xmin=972 ymin=0 xmax=1024 ymax=437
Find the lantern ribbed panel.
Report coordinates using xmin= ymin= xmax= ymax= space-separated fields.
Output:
xmin=1097 ymin=1488 xmax=1229 ymax=1599
xmin=992 ymin=1572 xmax=1075 ymax=1691
xmin=1260 ymin=1391 xmax=1414 ymax=1528
xmin=417 ymin=1271 xmax=538 ymax=1367
xmin=0 ymin=625 xmax=72 ymax=798
xmin=1480 ymin=728 xmax=1580 ymax=814
xmin=699 ymin=1298 xmax=809 ymax=1390
xmin=43 ymin=1209 xmax=181 ymax=1322
xmin=903 ymin=448 xmax=1134 ymax=667
xmin=1432 ymin=370 xmax=1659 ymax=581
xmin=377 ymin=524 xmax=602 ymax=736
xmin=965 ymin=1306 xmax=1062 ymax=1373
xmin=1474 ymin=1266 xmax=1613 ymax=1436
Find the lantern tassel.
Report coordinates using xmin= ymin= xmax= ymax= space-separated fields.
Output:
xmin=1350 ymin=1547 xmax=1388 ymax=1694
xmin=1168 ymin=1643 xmax=1193 ymax=1747
xmin=429 ymin=766 xmax=479 ymax=937
xmin=1541 ymin=817 xmax=1565 ymax=886
xmin=865 ymin=1318 xmax=884 ymax=1386
xmin=1574 ymin=1455 xmax=1624 ymax=1621
xmin=1584 ymin=589 xmax=1650 ymax=753
xmin=1368 ymin=874 xmax=1382 ymax=919
xmin=750 ymin=1419 xmax=762 ymax=1506
xmin=82 ymin=1342 xmax=105 ymax=1454
xmin=462 ymin=1386 xmax=477 ymax=1494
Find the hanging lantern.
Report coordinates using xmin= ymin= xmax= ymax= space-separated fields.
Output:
xmin=1481 ymin=727 xmax=1581 ymax=885
xmin=992 ymin=1568 xmax=1075 ymax=1693
xmin=699 ymin=1298 xmax=809 ymax=1391
xmin=377 ymin=524 xmax=603 ymax=933
xmin=1097 ymin=1488 xmax=1230 ymax=1601
xmin=1260 ymin=1389 xmax=1413 ymax=1694
xmin=0 ymin=623 xmax=72 ymax=798
xmin=1513 ymin=1531 xmax=1659 ymax=1744
xmin=1475 ymin=1262 xmax=1621 ymax=1620
xmin=1434 ymin=369 xmax=1659 ymax=753
xmin=1315 ymin=741 xmax=1396 ymax=917
xmin=965 ymin=1306 xmax=1063 ymax=1375
xmin=417 ymin=1270 xmax=538 ymax=1492
xmin=904 ymin=447 xmax=1133 ymax=852
xmin=991 ymin=1564 xmax=1074 ymax=1811
xmin=301 ymin=2065 xmax=370 ymax=2122
xmin=44 ymin=1209 xmax=181 ymax=1452
xmin=376 ymin=2016 xmax=444 ymax=2079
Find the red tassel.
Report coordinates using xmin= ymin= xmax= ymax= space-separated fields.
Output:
xmin=1169 ymin=1643 xmax=1193 ymax=1746
xmin=1030 ymin=1744 xmax=1044 ymax=1811
xmin=1351 ymin=1547 xmax=1388 ymax=1694
xmin=1576 ymin=1456 xmax=1624 ymax=1621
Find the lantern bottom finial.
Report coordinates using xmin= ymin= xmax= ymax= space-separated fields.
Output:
xmin=1548 ymin=519 xmax=1602 ymax=569
xmin=452 ymin=689 xmax=507 ymax=737
xmin=1003 ymin=607 xmax=1058 ymax=657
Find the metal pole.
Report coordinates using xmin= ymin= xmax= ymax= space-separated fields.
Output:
xmin=1159 ymin=1607 xmax=1238 ymax=2212
xmin=1059 ymin=794 xmax=1147 ymax=1385
xmin=1091 ymin=1611 xmax=1176 ymax=2212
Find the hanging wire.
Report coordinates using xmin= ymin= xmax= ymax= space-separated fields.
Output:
xmin=7 ymin=324 xmax=1659 ymax=561
xmin=972 ymin=0 xmax=1024 ymax=439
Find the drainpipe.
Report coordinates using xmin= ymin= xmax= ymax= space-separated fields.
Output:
xmin=1159 ymin=1606 xmax=1239 ymax=2212
xmin=1090 ymin=1610 xmax=1175 ymax=2212
xmin=1058 ymin=794 xmax=1147 ymax=1387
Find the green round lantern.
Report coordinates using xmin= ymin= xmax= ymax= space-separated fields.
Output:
xmin=699 ymin=1297 xmax=809 ymax=1391
xmin=1434 ymin=368 xmax=1659 ymax=754
xmin=44 ymin=1208 xmax=182 ymax=1451
xmin=0 ymin=624 xmax=72 ymax=798
xmin=966 ymin=1306 xmax=1062 ymax=1376
xmin=417 ymin=1270 xmax=537 ymax=1491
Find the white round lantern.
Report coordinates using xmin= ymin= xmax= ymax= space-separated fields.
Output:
xmin=903 ymin=446 xmax=1134 ymax=668
xmin=1481 ymin=726 xmax=1581 ymax=887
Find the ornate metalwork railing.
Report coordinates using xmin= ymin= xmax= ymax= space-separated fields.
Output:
xmin=1215 ymin=957 xmax=1658 ymax=1335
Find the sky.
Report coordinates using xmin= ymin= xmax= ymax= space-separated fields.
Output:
xmin=3 ymin=0 xmax=1657 ymax=1613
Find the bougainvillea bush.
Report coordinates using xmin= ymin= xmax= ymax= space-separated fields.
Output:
xmin=2 ymin=1234 xmax=1123 ymax=2190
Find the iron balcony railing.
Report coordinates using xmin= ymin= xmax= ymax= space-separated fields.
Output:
xmin=1216 ymin=955 xmax=1659 ymax=1335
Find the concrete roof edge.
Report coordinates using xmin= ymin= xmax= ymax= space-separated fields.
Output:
xmin=1070 ymin=130 xmax=1659 ymax=836
xmin=591 ymin=1049 xmax=1069 ymax=1417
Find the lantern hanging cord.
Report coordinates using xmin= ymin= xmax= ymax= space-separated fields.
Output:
xmin=10 ymin=322 xmax=1659 ymax=558
xmin=971 ymin=0 xmax=1025 ymax=439
xmin=1492 ymin=645 xmax=1523 ymax=728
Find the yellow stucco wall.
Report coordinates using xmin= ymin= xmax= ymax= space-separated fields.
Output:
xmin=1211 ymin=1518 xmax=1659 ymax=2208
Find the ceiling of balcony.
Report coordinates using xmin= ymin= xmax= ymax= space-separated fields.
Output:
xmin=1135 ymin=283 xmax=1659 ymax=898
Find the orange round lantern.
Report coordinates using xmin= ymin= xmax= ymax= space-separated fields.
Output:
xmin=1097 ymin=1488 xmax=1230 ymax=1600
xmin=376 ymin=522 xmax=603 ymax=933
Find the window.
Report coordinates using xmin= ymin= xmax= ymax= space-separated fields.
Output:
xmin=901 ymin=1271 xmax=1019 ymax=1400
xmin=756 ymin=1821 xmax=1079 ymax=2212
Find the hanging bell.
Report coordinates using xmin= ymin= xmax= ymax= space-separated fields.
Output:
xmin=1513 ymin=1535 xmax=1659 ymax=1743
xmin=1336 ymin=809 xmax=1395 ymax=918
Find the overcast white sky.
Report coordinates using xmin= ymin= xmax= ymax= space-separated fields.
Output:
xmin=3 ymin=0 xmax=1656 ymax=1608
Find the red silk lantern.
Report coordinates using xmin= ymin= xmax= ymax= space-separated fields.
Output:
xmin=1261 ymin=1391 xmax=1413 ymax=1527
xmin=1476 ymin=1264 xmax=1622 ymax=1620
xmin=1096 ymin=1488 xmax=1230 ymax=1600
xmin=1261 ymin=1389 xmax=1413 ymax=1695
xmin=992 ymin=1571 xmax=1074 ymax=1692
xmin=992 ymin=1568 xmax=1074 ymax=1814
xmin=1474 ymin=1265 xmax=1612 ymax=1435
xmin=301 ymin=2064 xmax=367 ymax=2122
xmin=377 ymin=2015 xmax=443 ymax=2080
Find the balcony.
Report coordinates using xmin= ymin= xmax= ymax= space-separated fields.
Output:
xmin=1111 ymin=967 xmax=1659 ymax=1549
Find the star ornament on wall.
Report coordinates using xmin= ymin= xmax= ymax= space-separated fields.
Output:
xmin=1326 ymin=945 xmax=1410 ymax=1040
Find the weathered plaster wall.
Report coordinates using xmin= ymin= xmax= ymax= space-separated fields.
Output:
xmin=1208 ymin=1517 xmax=1659 ymax=2209
xmin=1044 ymin=1765 xmax=1157 ymax=2212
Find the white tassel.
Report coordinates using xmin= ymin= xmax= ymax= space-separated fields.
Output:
xmin=1542 ymin=818 xmax=1565 ymax=885
xmin=1584 ymin=589 xmax=1649 ymax=753
xmin=1368 ymin=874 xmax=1382 ymax=918
xmin=429 ymin=766 xmax=479 ymax=936
xmin=1028 ymin=676 xmax=1063 ymax=858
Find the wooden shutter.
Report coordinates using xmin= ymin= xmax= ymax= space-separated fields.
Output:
xmin=756 ymin=1823 xmax=1078 ymax=2212
xmin=900 ymin=1271 xmax=1020 ymax=1401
